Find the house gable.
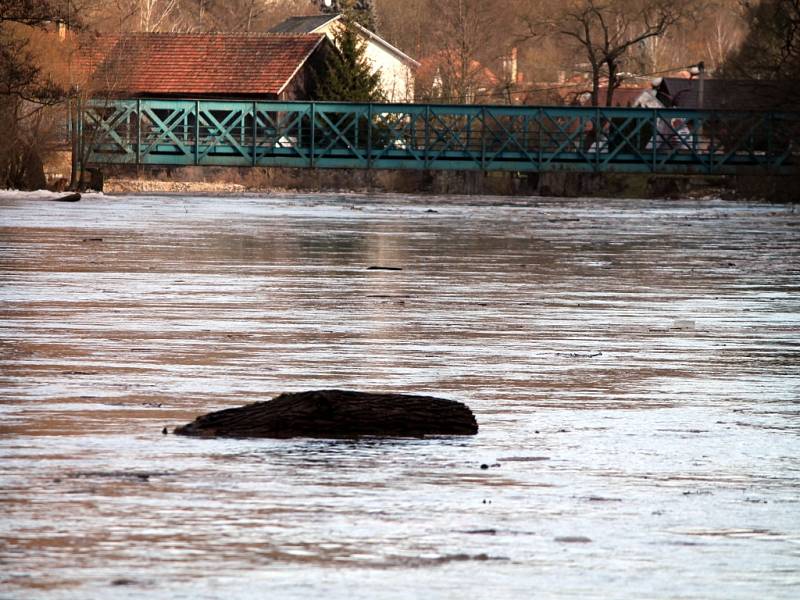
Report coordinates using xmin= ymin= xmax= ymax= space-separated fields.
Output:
xmin=270 ymin=14 xmax=419 ymax=101
xmin=269 ymin=14 xmax=341 ymax=34
xmin=271 ymin=15 xmax=419 ymax=68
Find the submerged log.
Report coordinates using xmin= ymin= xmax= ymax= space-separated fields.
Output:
xmin=174 ymin=389 xmax=478 ymax=439
xmin=52 ymin=193 xmax=81 ymax=202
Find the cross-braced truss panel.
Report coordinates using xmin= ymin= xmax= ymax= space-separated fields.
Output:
xmin=85 ymin=100 xmax=798 ymax=175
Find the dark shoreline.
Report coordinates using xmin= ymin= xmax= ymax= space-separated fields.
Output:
xmin=86 ymin=164 xmax=799 ymax=203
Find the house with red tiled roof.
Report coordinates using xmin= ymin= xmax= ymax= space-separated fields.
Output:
xmin=416 ymin=50 xmax=500 ymax=103
xmin=84 ymin=32 xmax=335 ymax=100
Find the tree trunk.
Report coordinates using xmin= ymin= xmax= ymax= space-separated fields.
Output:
xmin=590 ymin=61 xmax=601 ymax=107
xmin=605 ymin=61 xmax=618 ymax=107
xmin=68 ymin=99 xmax=80 ymax=191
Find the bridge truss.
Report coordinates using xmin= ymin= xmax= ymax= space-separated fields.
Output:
xmin=83 ymin=99 xmax=799 ymax=175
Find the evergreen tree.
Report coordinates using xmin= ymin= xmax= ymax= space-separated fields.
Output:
xmin=721 ymin=0 xmax=800 ymax=81
xmin=720 ymin=0 xmax=799 ymax=108
xmin=314 ymin=22 xmax=384 ymax=102
xmin=317 ymin=0 xmax=376 ymax=31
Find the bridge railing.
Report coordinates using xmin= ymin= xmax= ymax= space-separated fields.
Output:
xmin=83 ymin=98 xmax=800 ymax=175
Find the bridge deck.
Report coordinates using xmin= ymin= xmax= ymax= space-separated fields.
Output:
xmin=84 ymin=99 xmax=799 ymax=175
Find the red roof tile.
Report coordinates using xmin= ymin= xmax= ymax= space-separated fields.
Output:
xmin=75 ymin=34 xmax=120 ymax=78
xmin=88 ymin=33 xmax=325 ymax=96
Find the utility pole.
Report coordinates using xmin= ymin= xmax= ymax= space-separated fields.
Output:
xmin=697 ymin=61 xmax=705 ymax=109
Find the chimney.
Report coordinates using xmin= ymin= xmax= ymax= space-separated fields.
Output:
xmin=502 ymin=47 xmax=519 ymax=84
xmin=510 ymin=47 xmax=518 ymax=84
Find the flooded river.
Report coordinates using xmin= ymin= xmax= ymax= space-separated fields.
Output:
xmin=1 ymin=191 xmax=799 ymax=599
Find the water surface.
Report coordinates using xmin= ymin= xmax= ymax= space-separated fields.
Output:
xmin=1 ymin=192 xmax=799 ymax=599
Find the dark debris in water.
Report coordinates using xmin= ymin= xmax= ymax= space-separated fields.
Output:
xmin=459 ymin=528 xmax=537 ymax=536
xmin=676 ymin=528 xmax=781 ymax=538
xmin=67 ymin=471 xmax=169 ymax=482
xmin=462 ymin=529 xmax=498 ymax=535
xmin=555 ymin=351 xmax=602 ymax=359
xmin=394 ymin=553 xmax=508 ymax=567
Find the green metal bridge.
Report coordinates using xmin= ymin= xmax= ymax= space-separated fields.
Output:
xmin=84 ymin=99 xmax=799 ymax=175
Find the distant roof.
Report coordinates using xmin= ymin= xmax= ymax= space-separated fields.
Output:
xmin=88 ymin=33 xmax=326 ymax=97
xmin=417 ymin=50 xmax=499 ymax=91
xmin=270 ymin=14 xmax=419 ymax=67
xmin=580 ymin=86 xmax=663 ymax=108
xmin=657 ymin=77 xmax=795 ymax=110
xmin=268 ymin=14 xmax=341 ymax=34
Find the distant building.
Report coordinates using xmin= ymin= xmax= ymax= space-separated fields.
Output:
xmin=579 ymin=86 xmax=664 ymax=109
xmin=84 ymin=33 xmax=334 ymax=100
xmin=656 ymin=77 xmax=793 ymax=110
xmin=269 ymin=14 xmax=419 ymax=102
xmin=416 ymin=50 xmax=500 ymax=103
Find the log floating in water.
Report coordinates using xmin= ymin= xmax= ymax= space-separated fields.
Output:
xmin=52 ymin=193 xmax=81 ymax=202
xmin=173 ymin=389 xmax=478 ymax=438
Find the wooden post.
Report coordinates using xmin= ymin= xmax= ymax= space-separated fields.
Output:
xmin=69 ymin=97 xmax=79 ymax=190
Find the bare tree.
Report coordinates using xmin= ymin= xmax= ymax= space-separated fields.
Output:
xmin=0 ymin=1 xmax=87 ymax=188
xmin=139 ymin=0 xmax=183 ymax=31
xmin=416 ymin=0 xmax=505 ymax=103
xmin=99 ymin=0 xmax=188 ymax=32
xmin=702 ymin=1 xmax=747 ymax=72
xmin=545 ymin=0 xmax=691 ymax=106
xmin=191 ymin=0 xmax=317 ymax=32
xmin=374 ymin=0 xmax=427 ymax=58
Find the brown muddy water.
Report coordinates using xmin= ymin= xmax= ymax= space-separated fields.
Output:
xmin=1 ymin=191 xmax=799 ymax=599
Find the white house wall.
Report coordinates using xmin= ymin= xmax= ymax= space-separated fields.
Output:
xmin=362 ymin=41 xmax=414 ymax=102
xmin=317 ymin=22 xmax=415 ymax=102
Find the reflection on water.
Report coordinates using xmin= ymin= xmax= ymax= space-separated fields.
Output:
xmin=1 ymin=193 xmax=799 ymax=599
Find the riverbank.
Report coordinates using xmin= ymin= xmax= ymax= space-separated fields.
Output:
xmin=41 ymin=147 xmax=797 ymax=201
xmin=102 ymin=166 xmax=797 ymax=202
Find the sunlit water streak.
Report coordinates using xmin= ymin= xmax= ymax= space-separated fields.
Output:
xmin=1 ymin=192 xmax=799 ymax=599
